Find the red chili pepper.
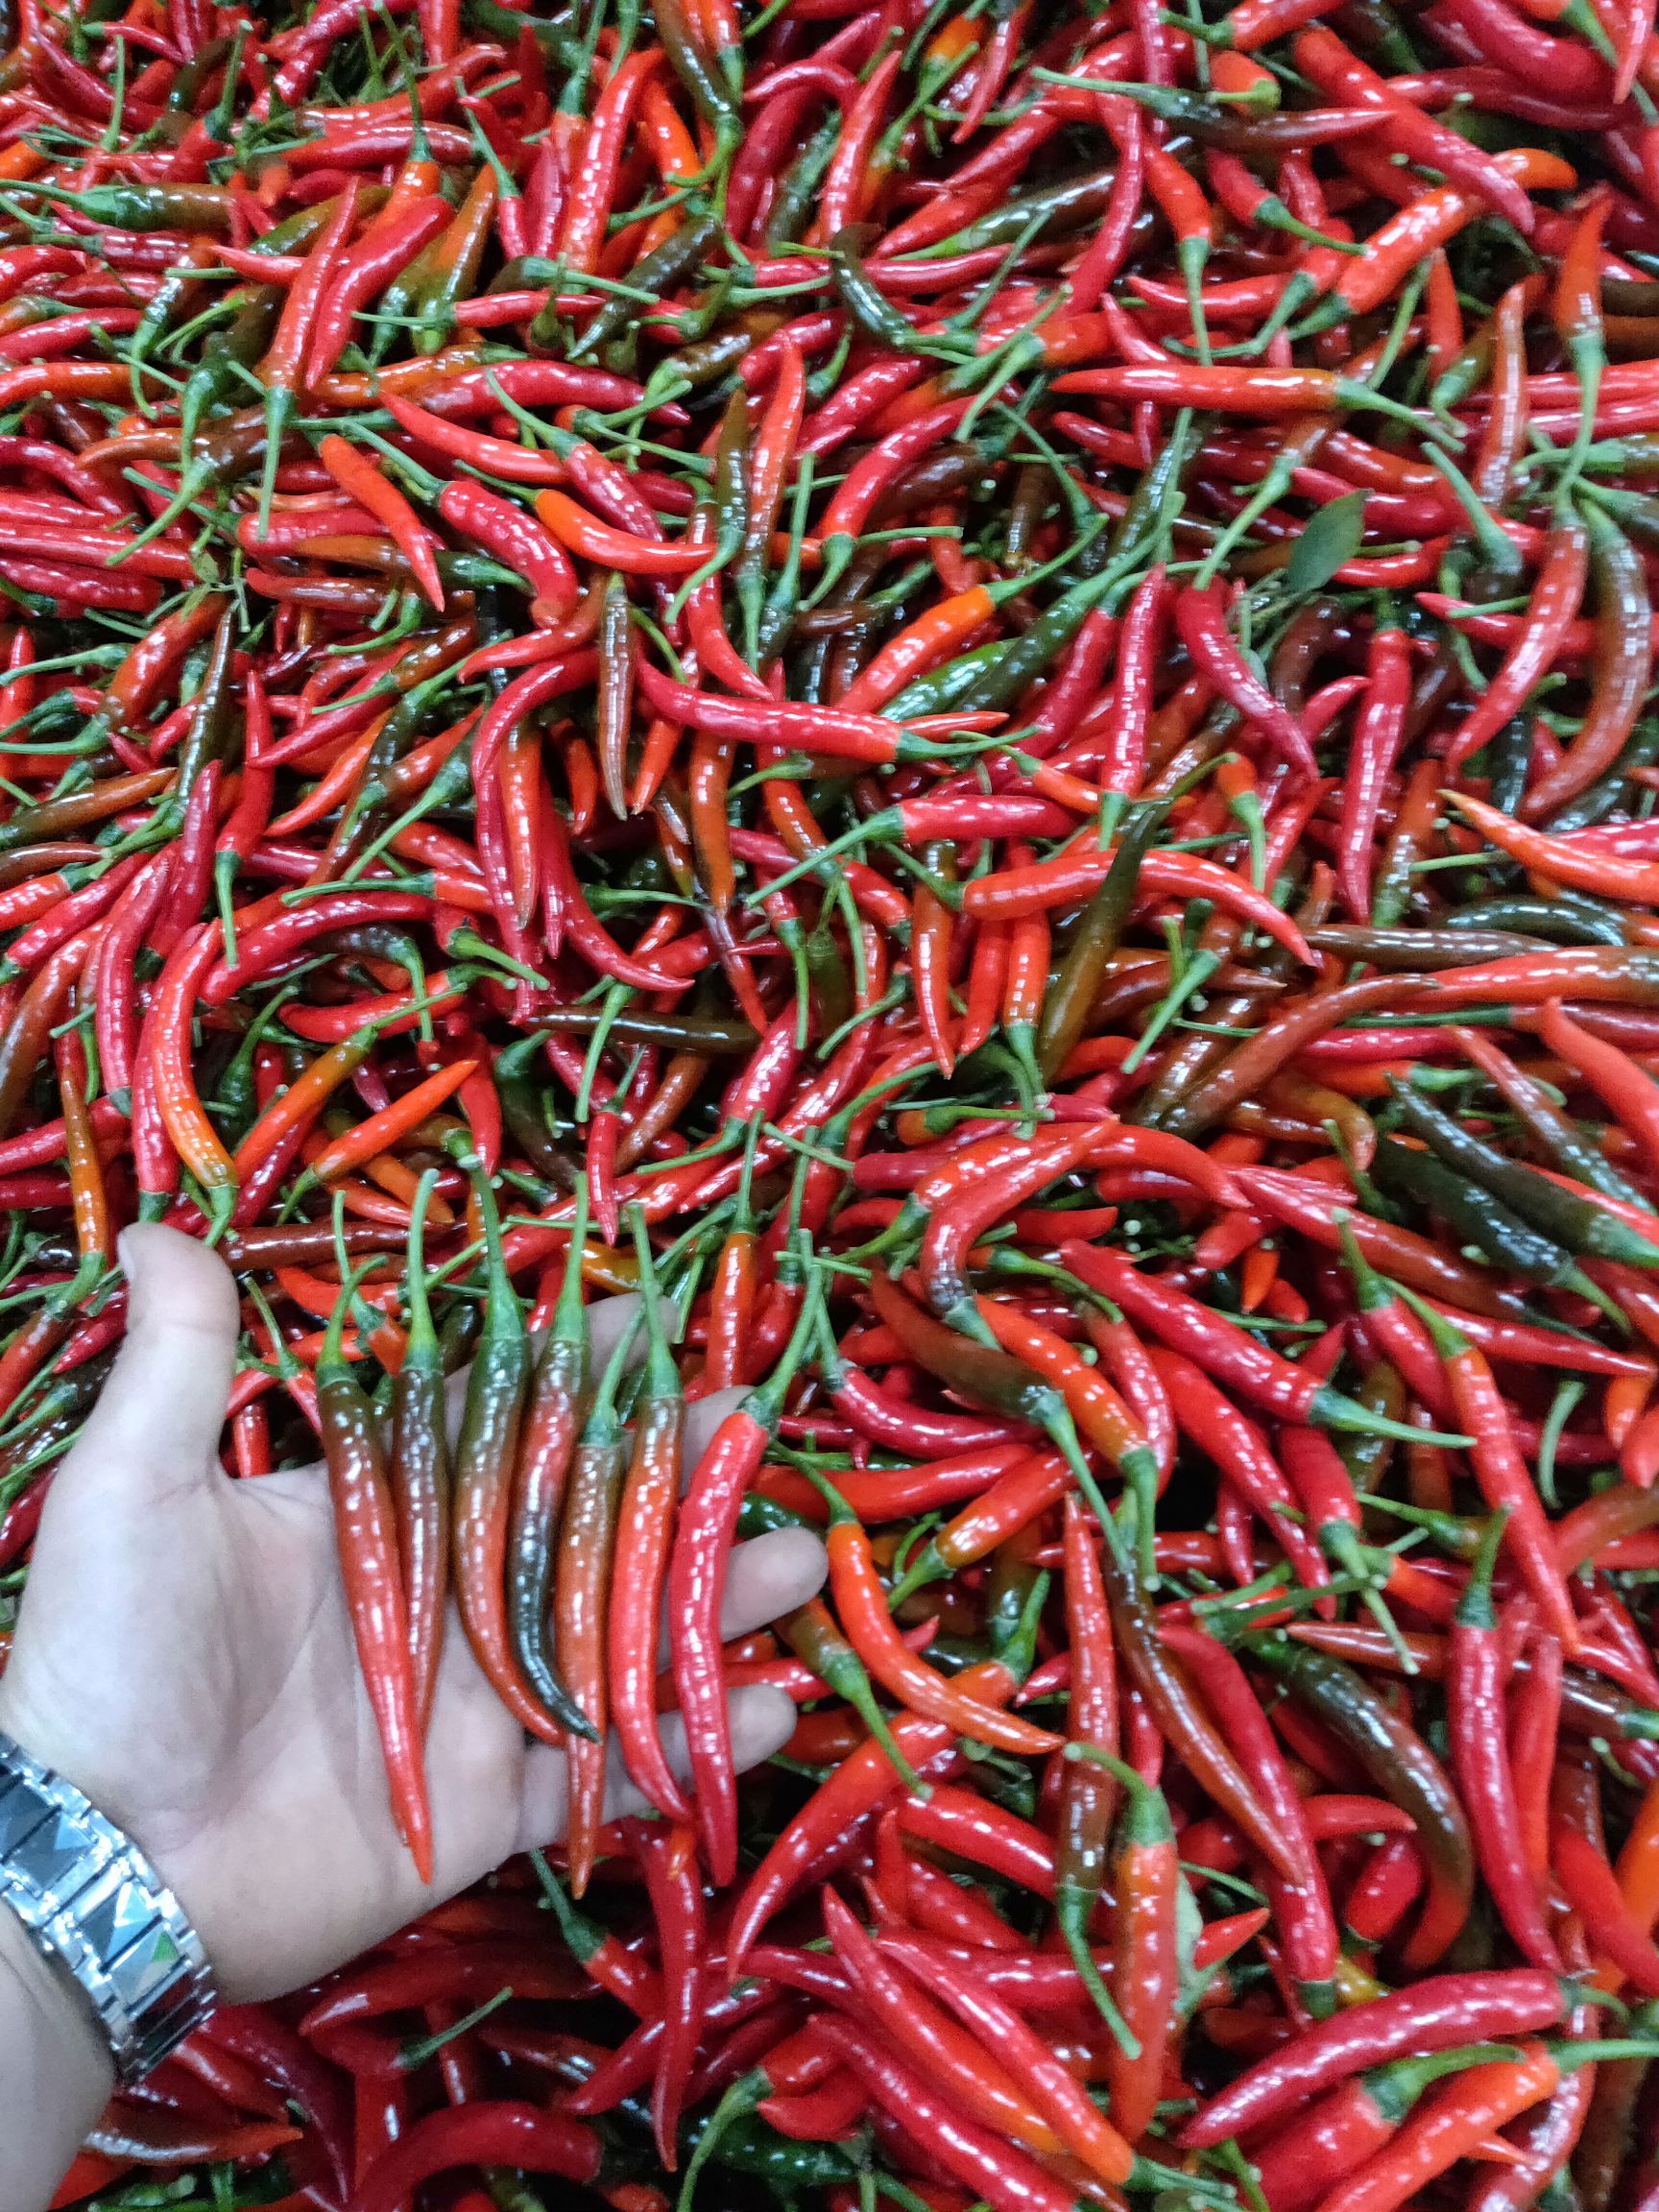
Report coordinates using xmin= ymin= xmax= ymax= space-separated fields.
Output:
xmin=1296 ymin=27 xmax=1537 ymax=230
xmin=820 ymin=1889 xmax=1063 ymax=2153
xmin=1448 ymin=1514 xmax=1561 ymax=1968
xmin=670 ymin=1288 xmax=821 ymax=1883
xmin=149 ymin=923 xmax=237 ymax=1223
xmin=1444 ymin=513 xmax=1591 ymax=773
xmin=1163 ymin=1619 xmax=1340 ymax=2003
xmin=961 ymin=835 xmax=1313 ymax=962
xmin=881 ymin=1923 xmax=1138 ymax=2181
xmin=1399 ymin=1288 xmax=1581 ymax=1653
xmin=1554 ymin=1805 xmax=1659 ymax=1994
xmin=348 ymin=2103 xmax=599 ymax=2212
xmin=1335 ymin=617 xmax=1410 ymax=923
xmin=1147 ymin=1344 xmax=1334 ymax=1598
xmin=812 ymin=2014 xmax=1086 ymax=2212
xmin=440 ymin=476 xmax=578 ymax=615
xmin=1321 ymin=2043 xmax=1566 ymax=2212
xmin=818 ymin=1480 xmax=1058 ymax=1757
xmin=727 ymin=1672 xmax=1006 ymax=1967
xmin=316 ymin=1262 xmax=431 ymax=1882
xmin=308 ymin=199 xmax=449 ymax=383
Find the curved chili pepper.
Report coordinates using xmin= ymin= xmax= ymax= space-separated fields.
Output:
xmin=820 ymin=1888 xmax=1064 ymax=2154
xmin=1098 ymin=1527 xmax=1304 ymax=1879
xmin=1254 ymin=1635 xmax=1476 ymax=1968
xmin=1246 ymin=2045 xmax=1550 ymax=2212
xmin=810 ymin=2014 xmax=1082 ymax=2212
xmin=625 ymin=1817 xmax=706 ymax=2170
xmin=962 ymin=833 xmax=1313 ymax=962
xmin=1553 ymin=1795 xmax=1659 ymax=1995
xmin=1323 ymin=2042 xmax=1568 ymax=2212
xmin=816 ymin=1478 xmax=1058 ymax=1757
xmin=1059 ymin=1743 xmax=1176 ymax=2141
xmin=349 ymin=2102 xmax=599 ymax=2212
xmin=1526 ymin=503 xmax=1651 ymax=818
xmin=1446 ymin=1513 xmax=1560 ymax=1969
xmin=1397 ymin=1286 xmax=1582 ymax=1653
xmin=779 ymin=1599 xmax=926 ymax=1792
xmin=500 ymin=1181 xmax=590 ymax=1744
xmin=727 ymin=1673 xmax=1006 ymax=1967
xmin=886 ymin=1921 xmax=1139 ymax=2181
xmin=1387 ymin=1072 xmax=1659 ymax=1269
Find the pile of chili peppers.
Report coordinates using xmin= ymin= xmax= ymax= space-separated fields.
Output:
xmin=18 ymin=0 xmax=1659 ymax=2201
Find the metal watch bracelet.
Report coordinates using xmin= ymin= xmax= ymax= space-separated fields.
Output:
xmin=0 ymin=1727 xmax=215 ymax=2080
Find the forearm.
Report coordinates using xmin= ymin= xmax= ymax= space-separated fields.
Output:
xmin=0 ymin=1904 xmax=112 ymax=2212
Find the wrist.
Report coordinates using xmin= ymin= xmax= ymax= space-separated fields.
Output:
xmin=0 ymin=1890 xmax=113 ymax=2212
xmin=0 ymin=1671 xmax=211 ymax=1950
xmin=0 ymin=1889 xmax=113 ymax=2099
xmin=0 ymin=1717 xmax=218 ymax=2084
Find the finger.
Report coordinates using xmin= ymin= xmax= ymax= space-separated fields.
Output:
xmin=56 ymin=1225 xmax=238 ymax=1500
xmin=721 ymin=1527 xmax=828 ymax=1637
xmin=655 ymin=1526 xmax=828 ymax=1666
xmin=683 ymin=1384 xmax=745 ymax=1472
xmin=588 ymin=1291 xmax=647 ymax=1372
xmin=514 ymin=1685 xmax=796 ymax=1852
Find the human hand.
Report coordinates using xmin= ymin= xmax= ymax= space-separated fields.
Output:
xmin=0 ymin=1223 xmax=827 ymax=2005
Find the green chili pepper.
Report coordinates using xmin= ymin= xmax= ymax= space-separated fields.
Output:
xmin=1444 ymin=893 xmax=1627 ymax=947
xmin=1037 ymin=803 xmax=1167 ymax=1084
xmin=683 ymin=2112 xmax=858 ymax=2192
xmin=391 ymin=1170 xmax=448 ymax=1729
xmin=1309 ymin=925 xmax=1546 ymax=970
xmin=128 ymin=250 xmax=215 ymax=409
xmin=33 ymin=178 xmax=235 ymax=232
xmin=780 ymin=1599 xmax=925 ymax=1791
xmin=1482 ymin=711 xmax=1532 ymax=817
xmin=1252 ymin=1634 xmax=1475 ymax=1969
xmin=451 ymin=1147 xmax=551 ymax=1734
xmin=494 ymin=1033 xmax=581 ymax=1188
xmin=182 ymin=286 xmax=282 ymax=436
xmin=925 ymin=170 xmax=1121 ymax=257
xmin=1108 ymin=412 xmax=1203 ymax=571
xmin=171 ymin=606 xmax=237 ymax=802
xmin=890 ymin=571 xmax=1113 ymax=720
xmin=509 ymin=1179 xmax=594 ymax=1741
xmin=563 ymin=205 xmax=720 ymax=361
xmin=651 ymin=0 xmax=739 ymax=153
xmin=764 ymin=114 xmax=840 ymax=252
xmin=644 ymin=328 xmax=754 ymax=406
xmin=1371 ymin=1134 xmax=1616 ymax=1307
xmin=1463 ymin=1042 xmax=1648 ymax=1208
xmin=1386 ymin=1075 xmax=1659 ymax=1268
xmin=830 ymin=224 xmax=960 ymax=360
xmin=1540 ymin=713 xmax=1659 ymax=833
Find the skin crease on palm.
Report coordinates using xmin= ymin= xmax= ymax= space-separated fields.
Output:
xmin=0 ymin=1220 xmax=830 ymax=2008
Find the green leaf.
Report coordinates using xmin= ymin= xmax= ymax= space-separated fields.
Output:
xmin=1286 ymin=492 xmax=1366 ymax=597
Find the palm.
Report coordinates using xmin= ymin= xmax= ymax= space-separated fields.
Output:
xmin=0 ymin=1226 xmax=824 ymax=2004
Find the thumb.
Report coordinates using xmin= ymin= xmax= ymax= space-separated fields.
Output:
xmin=58 ymin=1224 xmax=239 ymax=1501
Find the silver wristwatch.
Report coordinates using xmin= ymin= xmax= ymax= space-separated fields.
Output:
xmin=0 ymin=1729 xmax=215 ymax=2080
